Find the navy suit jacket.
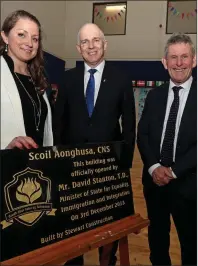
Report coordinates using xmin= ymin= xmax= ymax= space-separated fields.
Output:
xmin=137 ymin=80 xmax=197 ymax=200
xmin=53 ymin=62 xmax=136 ymax=166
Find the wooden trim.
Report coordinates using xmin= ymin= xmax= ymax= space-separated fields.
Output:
xmin=2 ymin=214 xmax=149 ymax=266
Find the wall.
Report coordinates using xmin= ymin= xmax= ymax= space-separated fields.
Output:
xmin=1 ymin=1 xmax=197 ymax=68
xmin=1 ymin=1 xmax=67 ymax=60
xmin=64 ymin=1 xmax=197 ymax=68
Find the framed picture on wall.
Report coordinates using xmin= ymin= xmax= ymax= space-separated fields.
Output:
xmin=166 ymin=0 xmax=197 ymax=34
xmin=92 ymin=2 xmax=127 ymax=35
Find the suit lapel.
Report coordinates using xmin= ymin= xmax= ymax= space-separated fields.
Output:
xmin=177 ymin=80 xmax=196 ymax=142
xmin=157 ymin=83 xmax=169 ymax=136
xmin=75 ymin=66 xmax=89 ymax=116
xmin=1 ymin=57 xmax=25 ymax=134
xmin=92 ymin=64 xmax=111 ymax=118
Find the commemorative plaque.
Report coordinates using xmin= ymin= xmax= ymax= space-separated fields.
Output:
xmin=0 ymin=142 xmax=134 ymax=261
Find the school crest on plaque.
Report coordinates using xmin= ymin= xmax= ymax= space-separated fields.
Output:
xmin=3 ymin=167 xmax=55 ymax=228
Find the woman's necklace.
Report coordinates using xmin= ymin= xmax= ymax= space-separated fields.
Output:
xmin=14 ymin=72 xmax=41 ymax=131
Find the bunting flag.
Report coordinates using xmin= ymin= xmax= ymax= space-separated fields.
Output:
xmin=168 ymin=2 xmax=197 ymax=19
xmin=132 ymin=80 xmax=136 ymax=86
xmin=146 ymin=81 xmax=155 ymax=87
xmin=132 ymin=80 xmax=166 ymax=88
xmin=156 ymin=81 xmax=165 ymax=87
xmin=94 ymin=6 xmax=126 ymax=22
xmin=137 ymin=81 xmax=145 ymax=87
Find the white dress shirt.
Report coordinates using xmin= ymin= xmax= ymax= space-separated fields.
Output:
xmin=148 ymin=76 xmax=193 ymax=177
xmin=84 ymin=61 xmax=105 ymax=105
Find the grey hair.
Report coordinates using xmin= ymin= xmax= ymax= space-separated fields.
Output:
xmin=77 ymin=23 xmax=106 ymax=45
xmin=164 ymin=32 xmax=196 ymax=58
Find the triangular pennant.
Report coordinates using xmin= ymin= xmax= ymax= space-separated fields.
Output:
xmin=169 ymin=4 xmax=197 ymax=19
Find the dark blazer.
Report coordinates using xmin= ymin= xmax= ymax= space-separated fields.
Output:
xmin=53 ymin=62 xmax=136 ymax=166
xmin=137 ymin=80 xmax=197 ymax=200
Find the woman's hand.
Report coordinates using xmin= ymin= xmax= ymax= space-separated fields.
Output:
xmin=6 ymin=136 xmax=38 ymax=149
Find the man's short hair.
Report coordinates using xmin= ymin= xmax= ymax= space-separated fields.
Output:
xmin=164 ymin=32 xmax=195 ymax=58
xmin=77 ymin=23 xmax=106 ymax=45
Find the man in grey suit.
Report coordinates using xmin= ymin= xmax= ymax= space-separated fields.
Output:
xmin=54 ymin=23 xmax=136 ymax=265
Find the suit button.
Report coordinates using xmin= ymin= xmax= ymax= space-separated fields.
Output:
xmin=89 ymin=123 xmax=92 ymax=127
xmin=177 ymin=145 xmax=180 ymax=149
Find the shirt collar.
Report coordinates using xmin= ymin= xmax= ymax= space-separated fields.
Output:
xmin=169 ymin=76 xmax=193 ymax=92
xmin=84 ymin=60 xmax=105 ymax=74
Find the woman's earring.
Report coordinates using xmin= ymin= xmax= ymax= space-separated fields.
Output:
xmin=5 ymin=43 xmax=8 ymax=52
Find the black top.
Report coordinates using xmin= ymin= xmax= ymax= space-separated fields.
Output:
xmin=3 ymin=53 xmax=47 ymax=146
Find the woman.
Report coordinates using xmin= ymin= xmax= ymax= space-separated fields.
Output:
xmin=0 ymin=10 xmax=53 ymax=149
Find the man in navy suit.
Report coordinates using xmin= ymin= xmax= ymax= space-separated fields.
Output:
xmin=137 ymin=33 xmax=197 ymax=265
xmin=54 ymin=23 xmax=136 ymax=265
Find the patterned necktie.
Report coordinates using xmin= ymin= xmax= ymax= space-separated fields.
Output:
xmin=160 ymin=86 xmax=183 ymax=166
xmin=86 ymin=69 xmax=97 ymax=117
